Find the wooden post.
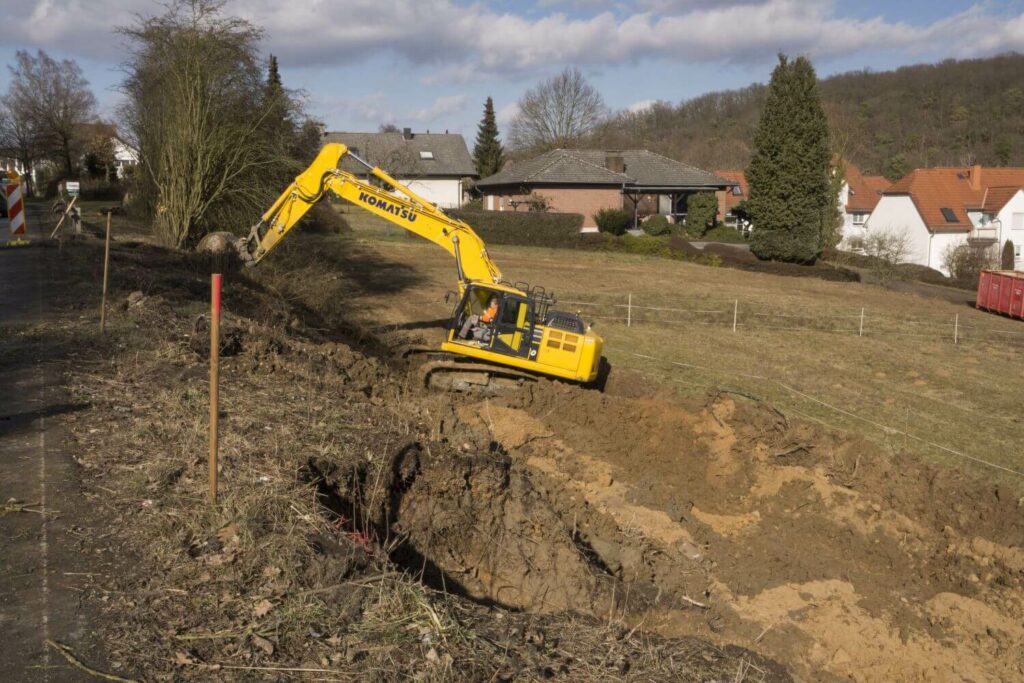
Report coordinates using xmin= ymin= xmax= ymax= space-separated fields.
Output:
xmin=209 ymin=273 xmax=222 ymax=505
xmin=859 ymin=307 xmax=865 ymax=337
xmin=99 ymin=212 xmax=112 ymax=333
xmin=954 ymin=314 xmax=959 ymax=345
xmin=732 ymin=299 xmax=738 ymax=333
xmin=627 ymin=293 xmax=632 ymax=327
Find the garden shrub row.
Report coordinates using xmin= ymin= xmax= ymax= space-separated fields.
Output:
xmin=449 ymin=209 xmax=584 ymax=247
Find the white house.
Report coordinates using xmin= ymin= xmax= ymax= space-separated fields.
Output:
xmin=865 ymin=165 xmax=1024 ymax=275
xmin=836 ymin=160 xmax=889 ymax=248
xmin=323 ymin=129 xmax=477 ymax=209
xmin=113 ymin=138 xmax=139 ymax=178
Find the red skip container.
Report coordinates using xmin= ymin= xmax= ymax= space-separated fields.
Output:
xmin=976 ymin=270 xmax=1024 ymax=319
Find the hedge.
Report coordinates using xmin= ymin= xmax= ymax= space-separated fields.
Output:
xmin=448 ymin=209 xmax=583 ymax=247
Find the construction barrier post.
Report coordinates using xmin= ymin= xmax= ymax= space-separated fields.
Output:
xmin=99 ymin=212 xmax=112 ymax=333
xmin=859 ymin=307 xmax=865 ymax=337
xmin=627 ymin=293 xmax=632 ymax=327
xmin=209 ymin=273 xmax=222 ymax=505
xmin=733 ymin=300 xmax=738 ymax=333
xmin=4 ymin=171 xmax=27 ymax=236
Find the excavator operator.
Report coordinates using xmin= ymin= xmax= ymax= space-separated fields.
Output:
xmin=459 ymin=294 xmax=500 ymax=342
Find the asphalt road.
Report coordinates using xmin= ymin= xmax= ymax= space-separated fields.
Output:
xmin=0 ymin=204 xmax=110 ymax=681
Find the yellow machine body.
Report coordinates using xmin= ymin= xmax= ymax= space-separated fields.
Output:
xmin=241 ymin=144 xmax=604 ymax=384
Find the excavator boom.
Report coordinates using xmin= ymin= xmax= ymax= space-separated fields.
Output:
xmin=239 ymin=143 xmax=501 ymax=287
xmin=225 ymin=143 xmax=603 ymax=385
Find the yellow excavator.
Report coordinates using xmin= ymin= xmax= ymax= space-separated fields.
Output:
xmin=224 ymin=143 xmax=603 ymax=391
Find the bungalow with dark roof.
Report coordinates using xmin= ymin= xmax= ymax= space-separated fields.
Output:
xmin=476 ymin=149 xmax=729 ymax=230
xmin=866 ymin=165 xmax=1024 ymax=274
xmin=323 ymin=128 xmax=477 ymax=209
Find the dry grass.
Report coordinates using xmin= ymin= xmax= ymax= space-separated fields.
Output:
xmin=313 ymin=229 xmax=1024 ymax=489
xmin=40 ymin=237 xmax=781 ymax=681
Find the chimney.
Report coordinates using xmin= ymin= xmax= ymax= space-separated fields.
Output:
xmin=402 ymin=127 xmax=413 ymax=140
xmin=970 ymin=164 xmax=982 ymax=191
xmin=605 ymin=153 xmax=625 ymax=174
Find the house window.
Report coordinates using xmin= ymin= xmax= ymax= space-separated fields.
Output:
xmin=940 ymin=207 xmax=958 ymax=223
xmin=419 ymin=151 xmax=435 ymax=160
xmin=731 ymin=185 xmax=742 ymax=196
xmin=852 ymin=212 xmax=868 ymax=226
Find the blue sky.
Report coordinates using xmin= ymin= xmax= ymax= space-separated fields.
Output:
xmin=1 ymin=0 xmax=1023 ymax=141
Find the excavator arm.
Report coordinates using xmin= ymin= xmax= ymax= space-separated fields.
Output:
xmin=237 ymin=143 xmax=502 ymax=287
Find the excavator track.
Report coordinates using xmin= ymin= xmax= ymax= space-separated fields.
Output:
xmin=399 ymin=347 xmax=538 ymax=395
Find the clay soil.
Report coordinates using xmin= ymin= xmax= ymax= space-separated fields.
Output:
xmin=29 ymin=232 xmax=1024 ymax=681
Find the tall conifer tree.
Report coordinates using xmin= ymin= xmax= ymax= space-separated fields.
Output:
xmin=747 ymin=54 xmax=831 ymax=263
xmin=473 ymin=97 xmax=504 ymax=178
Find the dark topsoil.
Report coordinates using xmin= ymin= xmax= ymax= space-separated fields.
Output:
xmin=29 ymin=234 xmax=1024 ymax=681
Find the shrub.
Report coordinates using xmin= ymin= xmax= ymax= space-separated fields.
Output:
xmin=943 ymin=242 xmax=997 ymax=287
xmin=1002 ymin=239 xmax=1015 ymax=270
xmin=642 ymin=214 xmax=672 ymax=236
xmin=684 ymin=192 xmax=718 ymax=238
xmin=594 ymin=208 xmax=632 ymax=235
xmin=702 ymin=225 xmax=747 ymax=243
xmin=525 ymin=193 xmax=551 ymax=212
xmin=448 ymin=209 xmax=583 ymax=247
xmin=862 ymin=229 xmax=912 ymax=285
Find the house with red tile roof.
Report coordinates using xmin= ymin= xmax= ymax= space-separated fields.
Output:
xmin=837 ymin=161 xmax=889 ymax=245
xmin=866 ymin=165 xmax=1024 ymax=275
xmin=714 ymin=170 xmax=751 ymax=233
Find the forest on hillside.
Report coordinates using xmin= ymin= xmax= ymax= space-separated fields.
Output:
xmin=588 ymin=53 xmax=1024 ymax=178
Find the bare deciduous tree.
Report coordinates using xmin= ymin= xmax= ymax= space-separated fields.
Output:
xmin=509 ymin=68 xmax=606 ymax=151
xmin=7 ymin=49 xmax=96 ymax=177
xmin=120 ymin=0 xmax=298 ymax=248
xmin=0 ymin=103 xmax=42 ymax=194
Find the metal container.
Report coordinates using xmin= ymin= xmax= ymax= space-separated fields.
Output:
xmin=977 ymin=270 xmax=1024 ymax=319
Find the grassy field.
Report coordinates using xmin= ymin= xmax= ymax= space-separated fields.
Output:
xmin=47 ymin=198 xmax=1024 ymax=487
xmin=286 ymin=205 xmax=1024 ymax=490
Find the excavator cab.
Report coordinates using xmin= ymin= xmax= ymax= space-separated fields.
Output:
xmin=444 ymin=283 xmax=602 ymax=383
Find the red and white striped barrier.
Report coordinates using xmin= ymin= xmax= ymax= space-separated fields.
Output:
xmin=5 ymin=171 xmax=26 ymax=236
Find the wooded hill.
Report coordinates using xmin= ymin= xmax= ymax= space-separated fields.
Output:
xmin=590 ymin=53 xmax=1024 ymax=179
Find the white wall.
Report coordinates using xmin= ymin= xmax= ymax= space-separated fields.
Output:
xmin=864 ymin=195 xmax=929 ymax=261
xmin=996 ymin=191 xmax=1024 ymax=269
xmin=397 ymin=178 xmax=463 ymax=209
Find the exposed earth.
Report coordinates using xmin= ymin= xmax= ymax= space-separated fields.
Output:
xmin=2 ymin=228 xmax=1023 ymax=681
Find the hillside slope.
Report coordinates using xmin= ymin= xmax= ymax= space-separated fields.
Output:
xmin=592 ymin=53 xmax=1024 ymax=178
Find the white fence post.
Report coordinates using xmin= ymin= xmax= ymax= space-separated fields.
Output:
xmin=732 ymin=300 xmax=738 ymax=333
xmin=627 ymin=293 xmax=632 ymax=328
xmin=954 ymin=314 xmax=959 ymax=345
xmin=859 ymin=307 xmax=865 ymax=337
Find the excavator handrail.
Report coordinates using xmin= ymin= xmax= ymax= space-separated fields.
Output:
xmin=238 ymin=143 xmax=502 ymax=287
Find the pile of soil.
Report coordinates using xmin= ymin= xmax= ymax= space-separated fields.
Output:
xmin=50 ymin=237 xmax=1024 ymax=681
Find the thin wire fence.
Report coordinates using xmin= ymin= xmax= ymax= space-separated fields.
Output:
xmin=559 ymin=292 xmax=1024 ymax=345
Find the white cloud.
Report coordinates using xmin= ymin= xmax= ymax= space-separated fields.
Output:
xmin=495 ymin=101 xmax=519 ymax=127
xmin=406 ymin=94 xmax=469 ymax=123
xmin=319 ymin=92 xmax=395 ymax=127
xmin=627 ymin=98 xmax=656 ymax=113
xmin=3 ymin=0 xmax=1024 ymax=82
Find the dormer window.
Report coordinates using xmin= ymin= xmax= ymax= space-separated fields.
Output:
xmin=419 ymin=151 xmax=435 ymax=160
xmin=940 ymin=208 xmax=958 ymax=223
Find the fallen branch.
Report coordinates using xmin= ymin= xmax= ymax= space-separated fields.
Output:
xmin=2 ymin=499 xmax=46 ymax=516
xmin=679 ymin=594 xmax=709 ymax=609
xmin=45 ymin=640 xmax=140 ymax=683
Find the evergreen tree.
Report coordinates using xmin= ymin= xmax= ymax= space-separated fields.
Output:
xmin=473 ymin=97 xmax=504 ymax=178
xmin=745 ymin=54 xmax=831 ymax=263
